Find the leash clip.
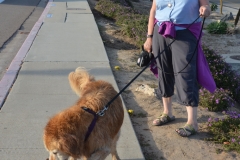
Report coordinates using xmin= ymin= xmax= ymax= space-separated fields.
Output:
xmin=97 ymin=105 xmax=108 ymax=116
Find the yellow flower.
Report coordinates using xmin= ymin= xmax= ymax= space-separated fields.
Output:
xmin=114 ymin=66 xmax=120 ymax=70
xmin=128 ymin=109 xmax=134 ymax=115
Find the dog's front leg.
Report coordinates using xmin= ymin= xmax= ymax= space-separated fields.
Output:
xmin=111 ymin=131 xmax=121 ymax=160
xmin=111 ymin=154 xmax=120 ymax=160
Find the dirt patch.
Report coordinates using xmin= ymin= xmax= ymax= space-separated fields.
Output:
xmin=88 ymin=0 xmax=240 ymax=159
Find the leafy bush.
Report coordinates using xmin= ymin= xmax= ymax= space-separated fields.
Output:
xmin=95 ymin=0 xmax=134 ymax=19
xmin=199 ymin=88 xmax=234 ymax=112
xmin=203 ymin=46 xmax=240 ymax=105
xmin=116 ymin=13 xmax=148 ymax=44
xmin=205 ymin=111 xmax=240 ymax=153
xmin=206 ymin=21 xmax=228 ymax=34
xmin=95 ymin=0 xmax=148 ymax=47
xmin=112 ymin=0 xmax=133 ymax=7
xmin=210 ymin=3 xmax=218 ymax=11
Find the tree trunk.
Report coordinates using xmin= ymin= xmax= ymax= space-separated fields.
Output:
xmin=235 ymin=8 xmax=240 ymax=26
xmin=220 ymin=0 xmax=223 ymax=14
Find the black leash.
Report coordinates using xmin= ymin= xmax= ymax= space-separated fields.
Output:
xmin=82 ymin=16 xmax=205 ymax=141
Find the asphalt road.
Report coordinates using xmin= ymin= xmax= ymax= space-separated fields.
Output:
xmin=0 ymin=0 xmax=46 ymax=80
xmin=0 ymin=0 xmax=42 ymax=48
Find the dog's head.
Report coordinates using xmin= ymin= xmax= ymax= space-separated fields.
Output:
xmin=68 ymin=67 xmax=95 ymax=96
xmin=44 ymin=133 xmax=80 ymax=160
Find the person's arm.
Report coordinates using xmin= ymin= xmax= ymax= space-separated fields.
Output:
xmin=199 ymin=0 xmax=211 ymax=17
xmin=143 ymin=0 xmax=156 ymax=53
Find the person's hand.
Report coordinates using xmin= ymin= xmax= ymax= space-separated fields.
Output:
xmin=199 ymin=5 xmax=211 ymax=17
xmin=143 ymin=38 xmax=152 ymax=53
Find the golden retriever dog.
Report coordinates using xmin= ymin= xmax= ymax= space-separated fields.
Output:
xmin=43 ymin=67 xmax=124 ymax=160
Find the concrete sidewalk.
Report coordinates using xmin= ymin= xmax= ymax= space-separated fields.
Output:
xmin=0 ymin=0 xmax=145 ymax=159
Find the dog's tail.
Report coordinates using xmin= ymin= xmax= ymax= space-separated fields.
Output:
xmin=68 ymin=67 xmax=95 ymax=96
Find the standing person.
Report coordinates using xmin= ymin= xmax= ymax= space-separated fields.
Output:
xmin=144 ymin=0 xmax=214 ymax=137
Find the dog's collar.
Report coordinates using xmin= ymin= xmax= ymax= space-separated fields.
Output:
xmin=81 ymin=107 xmax=98 ymax=142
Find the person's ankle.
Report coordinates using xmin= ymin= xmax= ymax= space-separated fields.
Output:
xmin=186 ymin=122 xmax=198 ymax=131
xmin=163 ymin=112 xmax=173 ymax=118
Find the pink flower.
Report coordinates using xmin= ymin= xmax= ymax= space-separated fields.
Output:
xmin=208 ymin=117 xmax=212 ymax=122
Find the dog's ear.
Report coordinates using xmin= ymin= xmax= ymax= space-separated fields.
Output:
xmin=58 ymin=134 xmax=80 ymax=157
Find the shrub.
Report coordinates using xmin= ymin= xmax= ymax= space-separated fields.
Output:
xmin=205 ymin=111 xmax=240 ymax=153
xmin=112 ymin=0 xmax=133 ymax=7
xmin=206 ymin=21 xmax=228 ymax=34
xmin=95 ymin=0 xmax=148 ymax=47
xmin=116 ymin=13 xmax=148 ymax=44
xmin=210 ymin=3 xmax=218 ymax=11
xmin=95 ymin=0 xmax=134 ymax=19
xmin=203 ymin=46 xmax=240 ymax=104
xmin=199 ymin=88 xmax=234 ymax=112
